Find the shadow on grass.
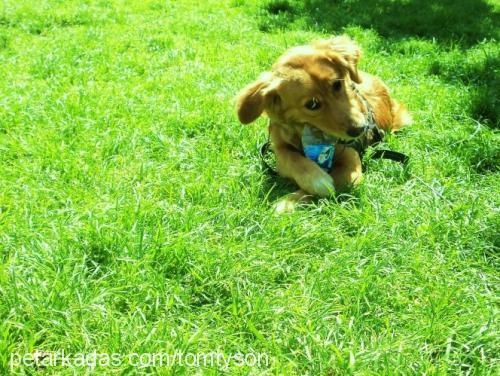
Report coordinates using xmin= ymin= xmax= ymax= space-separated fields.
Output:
xmin=261 ymin=0 xmax=499 ymax=47
xmin=260 ymin=170 xmax=366 ymax=211
xmin=260 ymin=174 xmax=297 ymax=203
xmin=430 ymin=54 xmax=499 ymax=129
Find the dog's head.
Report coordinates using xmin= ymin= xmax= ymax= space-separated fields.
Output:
xmin=236 ymin=36 xmax=367 ymax=140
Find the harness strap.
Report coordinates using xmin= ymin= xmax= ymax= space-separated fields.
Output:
xmin=351 ymin=82 xmax=375 ymax=127
xmin=259 ymin=139 xmax=279 ymax=176
xmin=337 ymin=83 xmax=381 ymax=154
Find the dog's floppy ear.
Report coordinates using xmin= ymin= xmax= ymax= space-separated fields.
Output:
xmin=314 ymin=35 xmax=362 ymax=83
xmin=236 ymin=72 xmax=279 ymax=124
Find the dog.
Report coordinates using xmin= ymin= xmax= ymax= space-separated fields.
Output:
xmin=236 ymin=36 xmax=411 ymax=211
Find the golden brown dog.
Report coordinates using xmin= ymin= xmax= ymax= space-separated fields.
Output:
xmin=236 ymin=36 xmax=411 ymax=211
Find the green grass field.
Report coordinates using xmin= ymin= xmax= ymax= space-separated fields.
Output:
xmin=0 ymin=0 xmax=499 ymax=374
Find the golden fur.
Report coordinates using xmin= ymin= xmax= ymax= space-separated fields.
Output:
xmin=236 ymin=36 xmax=411 ymax=209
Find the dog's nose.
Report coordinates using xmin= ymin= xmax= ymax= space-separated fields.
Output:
xmin=347 ymin=126 xmax=365 ymax=138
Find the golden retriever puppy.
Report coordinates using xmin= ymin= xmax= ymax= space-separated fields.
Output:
xmin=236 ymin=36 xmax=411 ymax=210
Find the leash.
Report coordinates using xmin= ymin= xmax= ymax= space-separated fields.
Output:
xmin=258 ymin=140 xmax=409 ymax=176
xmin=369 ymin=149 xmax=409 ymax=165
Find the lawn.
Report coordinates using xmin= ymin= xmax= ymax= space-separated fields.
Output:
xmin=0 ymin=0 xmax=499 ymax=374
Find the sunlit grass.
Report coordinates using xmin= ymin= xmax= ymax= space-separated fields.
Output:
xmin=0 ymin=0 xmax=498 ymax=374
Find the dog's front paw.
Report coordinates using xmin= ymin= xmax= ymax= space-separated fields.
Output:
xmin=273 ymin=190 xmax=313 ymax=214
xmin=296 ymin=168 xmax=335 ymax=197
xmin=274 ymin=197 xmax=298 ymax=214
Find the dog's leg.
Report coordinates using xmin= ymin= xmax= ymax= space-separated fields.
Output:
xmin=273 ymin=146 xmax=361 ymax=213
xmin=275 ymin=147 xmax=336 ymax=197
xmin=271 ymin=124 xmax=336 ymax=197
xmin=330 ymin=146 xmax=363 ymax=190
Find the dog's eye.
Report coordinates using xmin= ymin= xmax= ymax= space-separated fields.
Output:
xmin=332 ymin=80 xmax=342 ymax=92
xmin=305 ymin=98 xmax=321 ymax=111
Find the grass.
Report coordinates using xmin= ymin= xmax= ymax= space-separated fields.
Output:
xmin=0 ymin=0 xmax=498 ymax=374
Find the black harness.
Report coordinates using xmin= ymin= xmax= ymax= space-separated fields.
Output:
xmin=259 ymin=84 xmax=409 ymax=176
